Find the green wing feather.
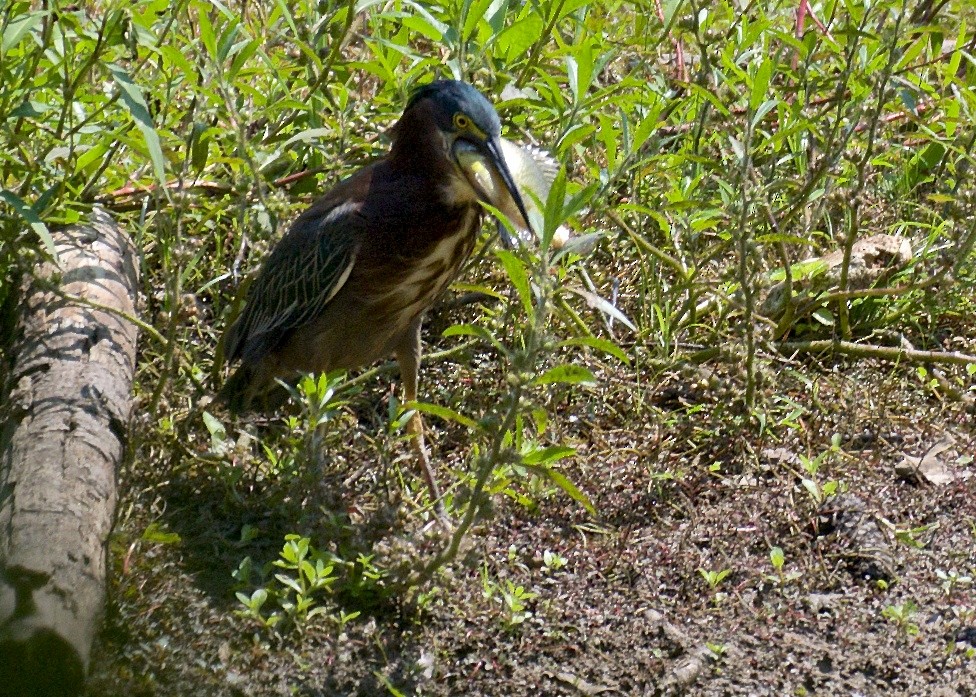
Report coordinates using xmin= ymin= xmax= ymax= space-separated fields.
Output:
xmin=225 ymin=201 xmax=361 ymax=365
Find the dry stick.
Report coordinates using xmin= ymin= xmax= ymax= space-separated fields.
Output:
xmin=606 ymin=209 xmax=688 ymax=278
xmin=891 ymin=332 xmax=975 ymax=405
xmin=777 ymin=339 xmax=976 ymax=367
xmin=99 ymin=179 xmax=233 ymax=202
xmin=652 ymin=0 xmax=686 ymax=82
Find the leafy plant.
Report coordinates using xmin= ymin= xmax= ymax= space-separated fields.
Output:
xmin=234 ymin=534 xmax=339 ymax=631
xmin=798 ymin=435 xmax=846 ymax=506
xmin=935 ymin=569 xmax=973 ymax=598
xmin=699 ymin=567 xmax=732 ymax=605
xmin=882 ymin=601 xmax=920 ymax=637
xmin=766 ymin=546 xmax=801 ymax=588
xmin=481 ymin=564 xmax=539 ymax=631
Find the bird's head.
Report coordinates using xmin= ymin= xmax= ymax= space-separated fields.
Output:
xmin=404 ymin=80 xmax=533 ymax=245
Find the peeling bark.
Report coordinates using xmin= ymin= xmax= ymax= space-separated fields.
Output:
xmin=0 ymin=209 xmax=139 ymax=696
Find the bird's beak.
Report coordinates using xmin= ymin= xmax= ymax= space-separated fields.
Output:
xmin=457 ymin=138 xmax=572 ymax=250
xmin=455 ymin=137 xmax=534 ymax=248
xmin=483 ymin=136 xmax=533 ymax=248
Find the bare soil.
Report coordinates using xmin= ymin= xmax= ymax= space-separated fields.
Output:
xmin=87 ymin=315 xmax=976 ymax=696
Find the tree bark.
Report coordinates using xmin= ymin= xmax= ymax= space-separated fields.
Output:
xmin=0 ymin=209 xmax=139 ymax=696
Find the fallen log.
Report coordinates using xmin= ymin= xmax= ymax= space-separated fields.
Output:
xmin=0 ymin=208 xmax=139 ymax=696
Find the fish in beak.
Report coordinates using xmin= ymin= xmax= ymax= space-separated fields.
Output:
xmin=456 ymin=138 xmax=571 ymax=249
xmin=455 ymin=137 xmax=533 ymax=248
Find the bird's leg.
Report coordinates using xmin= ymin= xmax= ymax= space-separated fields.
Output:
xmin=394 ymin=318 xmax=447 ymax=519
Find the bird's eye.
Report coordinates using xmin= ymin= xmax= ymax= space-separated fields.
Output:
xmin=453 ymin=113 xmax=470 ymax=130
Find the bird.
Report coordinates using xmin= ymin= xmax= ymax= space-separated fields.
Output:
xmin=219 ymin=79 xmax=534 ymax=506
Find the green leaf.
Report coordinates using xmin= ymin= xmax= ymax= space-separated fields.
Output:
xmin=374 ymin=673 xmax=407 ymax=697
xmin=462 ymin=0 xmax=494 ymax=41
xmin=566 ymin=55 xmax=579 ymax=102
xmin=452 ymin=282 xmax=506 ymax=301
xmin=272 ymin=0 xmax=300 ymax=36
xmin=945 ymin=20 xmax=966 ymax=87
xmin=631 ymin=108 xmax=662 ymax=153
xmin=400 ymin=15 xmax=446 ymax=41
xmin=565 ymin=286 xmax=637 ymax=331
xmin=523 ymin=464 xmax=595 ymax=515
xmin=552 ymin=232 xmax=603 ymax=263
xmin=0 ymin=190 xmax=58 ymax=263
xmin=108 ymin=63 xmax=166 ymax=183
xmin=227 ymin=37 xmax=260 ymax=81
xmin=75 ymin=141 xmax=111 ymax=175
xmin=274 ymin=573 xmax=303 ymax=595
xmin=751 ymin=98 xmax=778 ymax=129
xmin=201 ymin=410 xmax=226 ymax=437
xmin=660 ymin=0 xmax=685 ymax=31
xmin=142 ymin=522 xmax=181 ymax=545
xmin=495 ymin=248 xmax=533 ymax=316
xmin=281 ymin=127 xmax=333 ymax=148
xmin=522 ymin=445 xmax=575 ymax=466
xmin=801 ymin=478 xmax=821 ymax=501
xmin=555 ymin=0 xmax=592 ymax=20
xmin=532 ymin=364 xmax=597 ymax=386
xmin=1 ymin=10 xmax=46 ymax=54
xmin=8 ymin=100 xmax=51 ymax=118
xmin=406 ymin=401 xmax=479 ymax=430
xmin=767 ymin=258 xmax=828 ymax=282
xmin=557 ymin=336 xmax=630 ymax=364
xmin=198 ymin=8 xmax=217 ymax=57
xmin=401 ymin=0 xmax=450 ymax=38
xmin=241 ymin=588 xmax=268 ymax=609
xmin=684 ymin=82 xmax=731 ymax=117
xmin=596 ymin=113 xmax=619 ymax=173
xmin=543 ymin=168 xmax=568 ymax=247
xmin=811 ymin=308 xmax=834 ymax=326
xmin=443 ymin=323 xmax=504 ymax=352
xmin=566 ymin=40 xmax=593 ymax=103
xmin=750 ymin=58 xmax=772 ymax=113
xmin=495 ymin=14 xmax=541 ymax=61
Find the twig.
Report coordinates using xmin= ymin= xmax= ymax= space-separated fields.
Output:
xmin=50 ymin=289 xmax=166 ymax=345
xmin=891 ymin=332 xmax=974 ymax=405
xmin=778 ymin=339 xmax=976 ymax=367
xmin=606 ymin=209 xmax=688 ymax=278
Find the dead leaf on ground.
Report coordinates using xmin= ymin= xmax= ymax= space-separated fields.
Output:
xmin=895 ymin=437 xmax=956 ymax=486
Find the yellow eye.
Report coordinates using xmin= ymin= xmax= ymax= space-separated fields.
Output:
xmin=453 ymin=113 xmax=470 ymax=130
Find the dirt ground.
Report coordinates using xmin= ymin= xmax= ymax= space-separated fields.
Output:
xmin=87 ymin=324 xmax=976 ymax=696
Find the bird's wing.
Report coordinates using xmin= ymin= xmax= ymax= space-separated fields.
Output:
xmin=225 ymin=199 xmax=363 ymax=365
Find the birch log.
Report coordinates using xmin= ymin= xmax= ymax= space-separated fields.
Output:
xmin=0 ymin=209 xmax=139 ymax=696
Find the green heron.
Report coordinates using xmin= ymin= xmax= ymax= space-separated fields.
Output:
xmin=220 ymin=79 xmax=533 ymax=504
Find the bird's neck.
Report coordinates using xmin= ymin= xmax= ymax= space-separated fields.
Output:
xmin=388 ymin=103 xmax=453 ymax=173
